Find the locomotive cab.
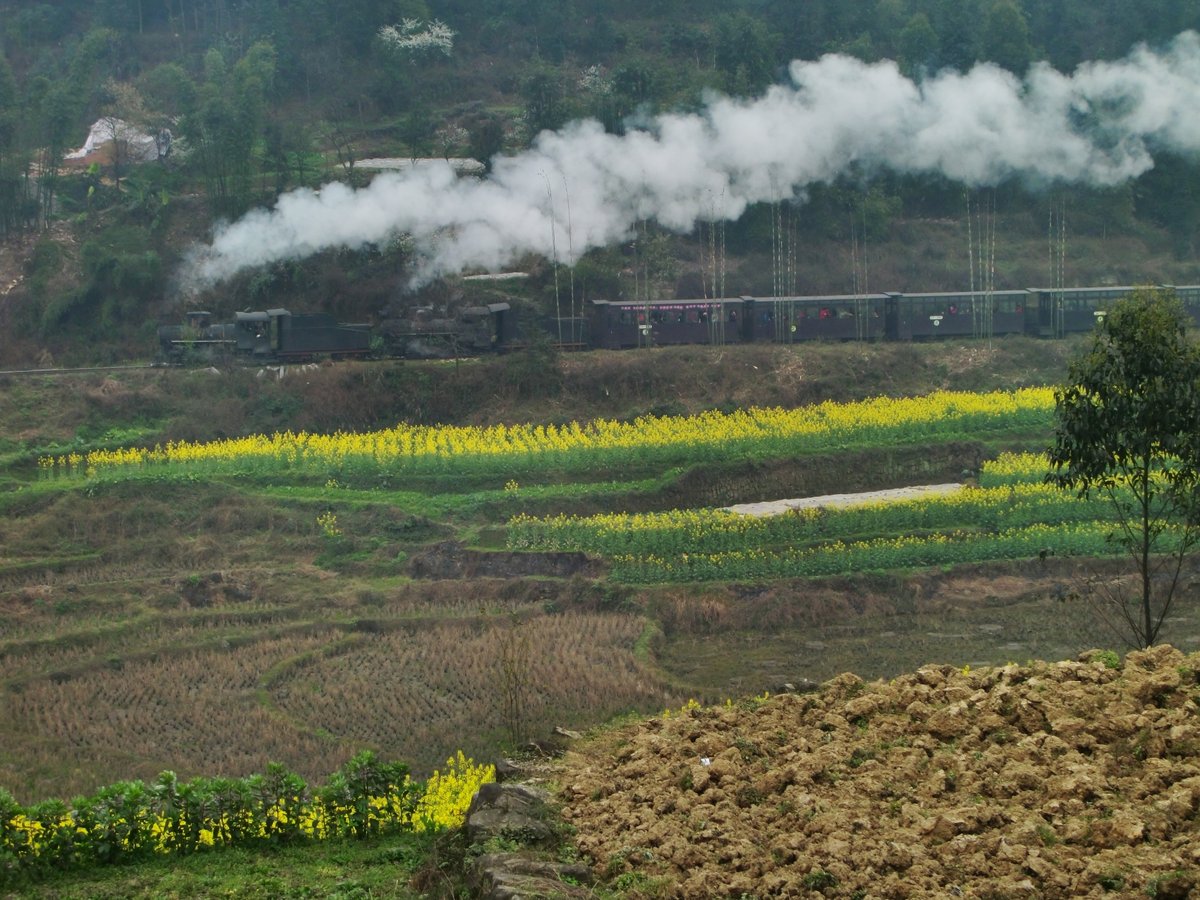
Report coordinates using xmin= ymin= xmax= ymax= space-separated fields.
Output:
xmin=234 ymin=310 xmax=277 ymax=357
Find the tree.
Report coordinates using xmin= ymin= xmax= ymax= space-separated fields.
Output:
xmin=981 ymin=0 xmax=1033 ymax=74
xmin=713 ymin=12 xmax=779 ymax=95
xmin=30 ymin=78 xmax=78 ymax=229
xmin=1047 ymin=288 xmax=1200 ymax=648
xmin=180 ymin=41 xmax=277 ymax=216
xmin=466 ymin=114 xmax=505 ymax=172
xmin=0 ymin=51 xmax=31 ymax=237
xmin=400 ymin=104 xmax=437 ymax=159
xmin=898 ymin=13 xmax=940 ymax=80
xmin=929 ymin=0 xmax=977 ymax=72
xmin=521 ymin=66 xmax=570 ymax=140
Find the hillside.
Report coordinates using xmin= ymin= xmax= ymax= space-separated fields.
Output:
xmin=2 ymin=1 xmax=1200 ymax=365
xmin=556 ymin=645 xmax=1200 ymax=898
xmin=3 ymin=4 xmax=1200 ymax=896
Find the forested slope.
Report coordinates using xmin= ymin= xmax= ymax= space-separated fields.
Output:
xmin=0 ymin=0 xmax=1199 ymax=365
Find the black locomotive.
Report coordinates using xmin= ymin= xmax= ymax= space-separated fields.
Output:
xmin=159 ymin=284 xmax=1200 ymax=363
xmin=158 ymin=308 xmax=373 ymax=363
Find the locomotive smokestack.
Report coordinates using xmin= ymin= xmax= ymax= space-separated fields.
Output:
xmin=179 ymin=31 xmax=1200 ymax=293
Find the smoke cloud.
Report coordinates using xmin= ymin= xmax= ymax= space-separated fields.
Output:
xmin=182 ymin=31 xmax=1200 ymax=292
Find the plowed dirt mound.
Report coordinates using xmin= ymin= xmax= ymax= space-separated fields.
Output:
xmin=558 ymin=645 xmax=1200 ymax=898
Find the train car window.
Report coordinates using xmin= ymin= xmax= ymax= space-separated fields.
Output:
xmin=686 ymin=309 xmax=699 ymax=323
xmin=650 ymin=310 xmax=665 ymax=323
xmin=618 ymin=310 xmax=632 ymax=325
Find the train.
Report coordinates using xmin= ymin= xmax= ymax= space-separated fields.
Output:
xmin=158 ymin=284 xmax=1200 ymax=363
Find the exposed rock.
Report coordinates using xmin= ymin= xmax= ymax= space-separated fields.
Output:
xmin=467 ymin=852 xmax=592 ymax=900
xmin=467 ymin=783 xmax=558 ymax=850
xmin=493 ymin=758 xmax=526 ymax=782
xmin=465 ymin=782 xmax=591 ymax=899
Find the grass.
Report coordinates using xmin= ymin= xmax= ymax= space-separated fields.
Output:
xmin=7 ymin=832 xmax=436 ymax=898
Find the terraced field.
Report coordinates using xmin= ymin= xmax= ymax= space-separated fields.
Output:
xmin=5 ymin=339 xmax=1198 ymax=816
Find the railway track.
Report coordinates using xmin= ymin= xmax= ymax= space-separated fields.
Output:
xmin=0 ymin=363 xmax=167 ymax=378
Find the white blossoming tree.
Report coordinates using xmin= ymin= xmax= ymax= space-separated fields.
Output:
xmin=377 ymin=19 xmax=455 ymax=60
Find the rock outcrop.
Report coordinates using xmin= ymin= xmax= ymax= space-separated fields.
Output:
xmin=466 ymin=782 xmax=592 ymax=900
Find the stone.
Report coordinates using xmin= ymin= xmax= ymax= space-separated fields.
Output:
xmin=467 ymin=783 xmax=558 ymax=850
xmin=468 ymin=852 xmax=593 ymax=900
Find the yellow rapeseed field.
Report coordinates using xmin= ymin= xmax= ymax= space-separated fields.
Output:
xmin=43 ymin=388 xmax=1056 ymax=479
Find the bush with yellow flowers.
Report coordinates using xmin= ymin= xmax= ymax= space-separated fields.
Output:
xmin=0 ymin=750 xmax=494 ymax=886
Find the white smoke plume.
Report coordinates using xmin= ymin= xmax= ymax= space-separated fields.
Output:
xmin=182 ymin=31 xmax=1200 ymax=292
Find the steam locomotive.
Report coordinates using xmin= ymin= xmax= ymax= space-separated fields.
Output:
xmin=158 ymin=284 xmax=1200 ymax=363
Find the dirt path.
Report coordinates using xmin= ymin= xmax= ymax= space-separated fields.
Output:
xmin=723 ymin=483 xmax=964 ymax=517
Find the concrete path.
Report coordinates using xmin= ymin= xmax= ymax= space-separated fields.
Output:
xmin=723 ymin=483 xmax=964 ymax=518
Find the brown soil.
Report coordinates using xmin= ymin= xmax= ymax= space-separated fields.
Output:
xmin=557 ymin=644 xmax=1200 ymax=899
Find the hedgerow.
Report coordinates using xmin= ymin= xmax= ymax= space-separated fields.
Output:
xmin=0 ymin=750 xmax=493 ymax=886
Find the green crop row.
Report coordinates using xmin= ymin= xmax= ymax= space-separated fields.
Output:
xmin=507 ymin=483 xmax=1117 ymax=556
xmin=607 ymin=521 xmax=1137 ymax=583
